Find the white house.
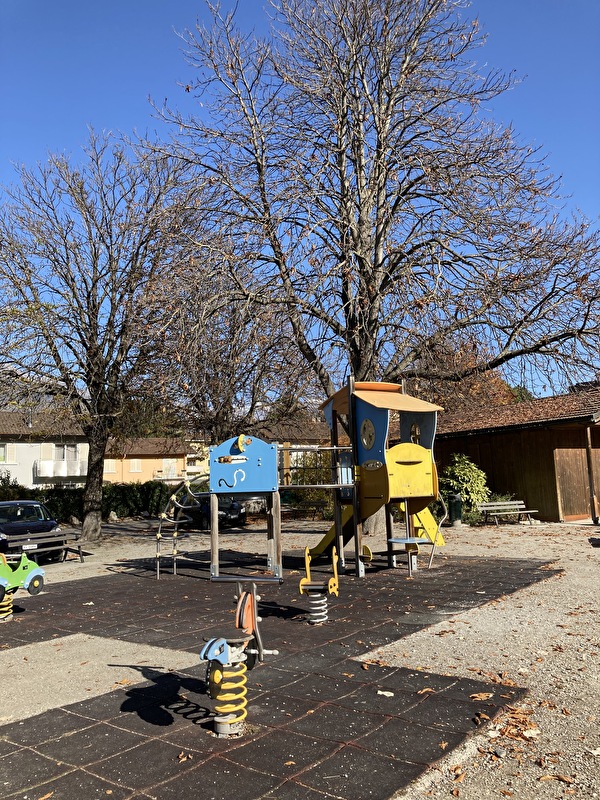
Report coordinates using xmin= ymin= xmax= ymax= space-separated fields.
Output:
xmin=0 ymin=411 xmax=88 ymax=488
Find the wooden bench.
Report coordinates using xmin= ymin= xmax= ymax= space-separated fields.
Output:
xmin=4 ymin=530 xmax=90 ymax=563
xmin=476 ymin=501 xmax=538 ymax=525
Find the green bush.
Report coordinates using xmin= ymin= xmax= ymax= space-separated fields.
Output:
xmin=43 ymin=487 xmax=85 ymax=521
xmin=0 ymin=470 xmax=33 ymax=501
xmin=439 ymin=454 xmax=491 ymax=512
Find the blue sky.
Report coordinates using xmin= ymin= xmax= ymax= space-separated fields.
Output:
xmin=1 ymin=0 xmax=598 ymax=222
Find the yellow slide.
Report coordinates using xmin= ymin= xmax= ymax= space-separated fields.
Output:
xmin=412 ymin=505 xmax=446 ymax=547
xmin=309 ymin=505 xmax=354 ymax=558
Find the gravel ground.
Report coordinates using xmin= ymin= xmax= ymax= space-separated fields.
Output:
xmin=385 ymin=522 xmax=600 ymax=800
xmin=37 ymin=517 xmax=600 ymax=799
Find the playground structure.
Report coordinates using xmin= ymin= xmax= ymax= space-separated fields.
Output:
xmin=157 ymin=379 xmax=446 ymax=579
xmin=299 ymin=546 xmax=339 ymax=624
xmin=0 ymin=553 xmax=45 ymax=621
xmin=181 ymin=380 xmax=447 ymax=736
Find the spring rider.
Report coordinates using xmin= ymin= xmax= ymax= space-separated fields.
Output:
xmin=0 ymin=553 xmax=45 ymax=622
xmin=200 ymin=576 xmax=281 ymax=737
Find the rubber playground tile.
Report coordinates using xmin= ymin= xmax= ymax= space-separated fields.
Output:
xmin=281 ymin=673 xmax=370 ymax=704
xmin=105 ymin=697 xmax=211 ymax=737
xmin=250 ymin=693 xmax=319 ymax=726
xmin=0 ymin=739 xmax=20 ymax=757
xmin=157 ymin=717 xmax=249 ymax=754
xmin=264 ymin=780 xmax=341 ymax=800
xmin=3 ymin=768 xmax=136 ymax=800
xmin=223 ymin=728 xmax=340 ymax=777
xmin=283 ymin=702 xmax=389 ymax=742
xmin=356 ymin=716 xmax=465 ymax=764
xmin=0 ymin=747 xmax=72 ymax=795
xmin=84 ymin=738 xmax=200 ymax=791
xmin=274 ymin=648 xmax=353 ymax=672
xmin=244 ymin=665 xmax=306 ymax=691
xmin=397 ymin=693 xmax=491 ymax=734
xmin=295 ymin=744 xmax=424 ymax=799
xmin=0 ymin=707 xmax=96 ymax=746
xmin=331 ymin=683 xmax=426 ymax=716
xmin=34 ymin=722 xmax=150 ymax=767
xmin=60 ymin=690 xmax=137 ymax=723
xmin=376 ymin=668 xmax=458 ymax=694
xmin=438 ymin=678 xmax=525 ymax=706
xmin=149 ymin=756 xmax=282 ymax=800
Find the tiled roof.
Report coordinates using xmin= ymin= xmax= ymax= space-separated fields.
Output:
xmin=105 ymin=437 xmax=189 ymax=457
xmin=253 ymin=418 xmax=331 ymax=444
xmin=437 ymin=388 xmax=600 ymax=436
xmin=0 ymin=411 xmax=85 ymax=438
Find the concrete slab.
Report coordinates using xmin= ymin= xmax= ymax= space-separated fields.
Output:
xmin=0 ymin=634 xmax=199 ymax=724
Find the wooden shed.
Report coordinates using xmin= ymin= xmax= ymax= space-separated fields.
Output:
xmin=435 ymin=389 xmax=600 ymax=523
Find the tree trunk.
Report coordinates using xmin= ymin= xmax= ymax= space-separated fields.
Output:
xmin=82 ymin=431 xmax=110 ymax=541
xmin=363 ymin=506 xmax=386 ymax=537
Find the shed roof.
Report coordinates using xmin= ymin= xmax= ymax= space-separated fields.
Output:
xmin=437 ymin=388 xmax=600 ymax=436
xmin=323 ymin=382 xmax=443 ymax=414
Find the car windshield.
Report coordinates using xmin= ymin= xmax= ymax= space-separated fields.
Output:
xmin=0 ymin=504 xmax=45 ymax=523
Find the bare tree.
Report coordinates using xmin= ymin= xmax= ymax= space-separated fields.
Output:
xmin=161 ymin=0 xmax=600 ymax=399
xmin=0 ymin=133 xmax=194 ymax=539
xmin=149 ymin=247 xmax=321 ymax=444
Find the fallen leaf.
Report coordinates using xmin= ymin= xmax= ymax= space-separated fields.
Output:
xmin=439 ymin=741 xmax=449 ymax=750
xmin=417 ymin=687 xmax=436 ymax=695
xmin=470 ymin=692 xmax=493 ymax=701
xmin=37 ymin=793 xmax=54 ymax=800
xmin=284 ymin=760 xmax=296 ymax=766
xmin=377 ymin=690 xmax=394 ymax=697
xmin=539 ymin=775 xmax=574 ymax=784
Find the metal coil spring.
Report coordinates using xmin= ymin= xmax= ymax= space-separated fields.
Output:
xmin=307 ymin=590 xmax=328 ymax=625
xmin=0 ymin=590 xmax=14 ymax=622
xmin=212 ymin=661 xmax=248 ymax=726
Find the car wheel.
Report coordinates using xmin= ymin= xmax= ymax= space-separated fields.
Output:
xmin=44 ymin=548 xmax=66 ymax=563
xmin=27 ymin=575 xmax=44 ymax=595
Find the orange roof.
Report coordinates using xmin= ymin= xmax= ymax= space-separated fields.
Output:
xmin=323 ymin=382 xmax=443 ymax=414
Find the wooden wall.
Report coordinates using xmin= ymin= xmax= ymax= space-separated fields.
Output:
xmin=435 ymin=424 xmax=600 ymax=522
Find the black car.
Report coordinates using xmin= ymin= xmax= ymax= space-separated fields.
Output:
xmin=0 ymin=500 xmax=64 ymax=558
xmin=176 ymin=495 xmax=247 ymax=530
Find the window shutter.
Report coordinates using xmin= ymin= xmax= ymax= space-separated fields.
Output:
xmin=6 ymin=443 xmax=17 ymax=463
xmin=40 ymin=443 xmax=53 ymax=461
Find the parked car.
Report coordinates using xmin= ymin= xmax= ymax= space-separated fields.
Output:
xmin=0 ymin=500 xmax=64 ymax=559
xmin=176 ymin=495 xmax=247 ymax=530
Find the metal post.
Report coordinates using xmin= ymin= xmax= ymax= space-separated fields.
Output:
xmin=348 ymin=376 xmax=365 ymax=578
xmin=210 ymin=492 xmax=220 ymax=577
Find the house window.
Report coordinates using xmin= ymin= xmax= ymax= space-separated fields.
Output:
xmin=0 ymin=443 xmax=16 ymax=464
xmin=129 ymin=458 xmax=142 ymax=473
xmin=104 ymin=459 xmax=116 ymax=474
xmin=55 ymin=444 xmax=78 ymax=461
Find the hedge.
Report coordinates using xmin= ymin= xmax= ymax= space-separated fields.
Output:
xmin=0 ymin=471 xmax=173 ymax=522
